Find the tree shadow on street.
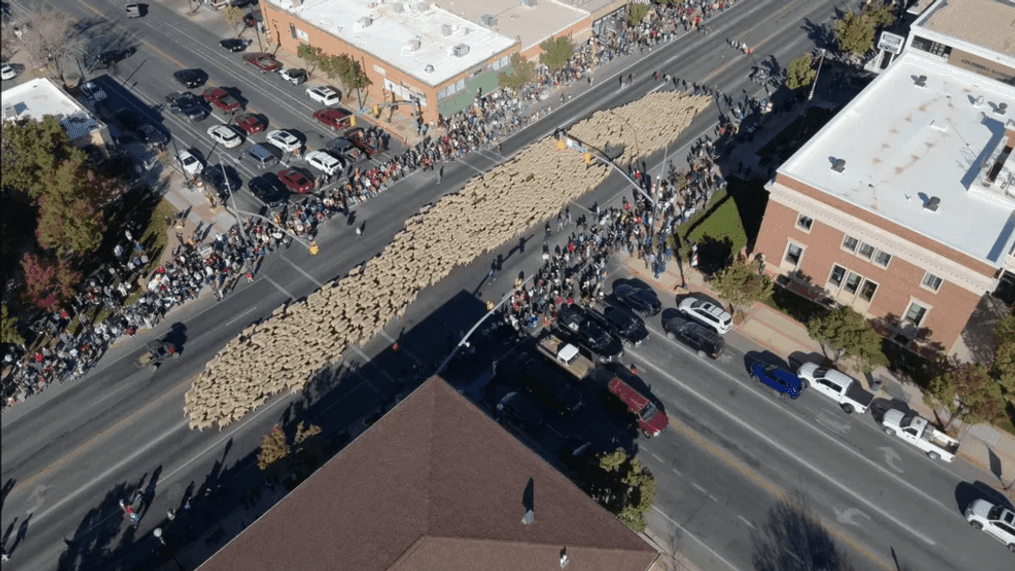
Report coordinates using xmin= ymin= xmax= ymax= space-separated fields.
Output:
xmin=752 ymin=490 xmax=855 ymax=571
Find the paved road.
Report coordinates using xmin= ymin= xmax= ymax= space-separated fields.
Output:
xmin=4 ymin=1 xmax=1007 ymax=570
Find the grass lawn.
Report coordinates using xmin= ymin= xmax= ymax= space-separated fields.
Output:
xmin=140 ymin=199 xmax=176 ymax=274
xmin=677 ymin=189 xmax=748 ymax=269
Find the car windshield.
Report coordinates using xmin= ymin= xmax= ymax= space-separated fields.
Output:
xmin=814 ymin=368 xmax=829 ymax=377
xmin=640 ymin=402 xmax=658 ymax=422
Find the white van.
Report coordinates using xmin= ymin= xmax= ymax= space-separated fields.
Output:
xmin=304 ymin=150 xmax=343 ymax=177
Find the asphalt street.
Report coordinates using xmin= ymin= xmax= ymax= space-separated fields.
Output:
xmin=2 ymin=1 xmax=1009 ymax=570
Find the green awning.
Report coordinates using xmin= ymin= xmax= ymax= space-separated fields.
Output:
xmin=437 ymin=68 xmax=505 ymax=117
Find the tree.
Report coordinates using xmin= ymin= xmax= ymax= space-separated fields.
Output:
xmin=709 ymin=258 xmax=773 ymax=322
xmin=15 ymin=8 xmax=81 ymax=83
xmin=1 ymin=304 xmax=25 ymax=346
xmin=35 ymin=162 xmax=107 ymax=255
xmin=806 ymin=306 xmax=887 ymax=374
xmin=329 ymin=54 xmax=370 ymax=100
xmin=924 ymin=361 xmax=1007 ymax=429
xmin=297 ymin=44 xmax=322 ymax=78
xmin=834 ymin=4 xmax=894 ymax=58
xmin=785 ymin=54 xmax=817 ymax=90
xmin=2 ymin=117 xmax=85 ymax=200
xmin=256 ymin=422 xmax=325 ymax=477
xmin=628 ymin=4 xmax=651 ymax=27
xmin=222 ymin=6 xmax=246 ymax=35
xmin=590 ymin=448 xmax=656 ymax=532
xmin=539 ymin=37 xmax=573 ymax=72
xmin=497 ymin=53 xmax=537 ymax=90
xmin=257 ymin=425 xmax=291 ymax=472
xmin=20 ymin=253 xmax=81 ymax=309
xmin=991 ymin=314 xmax=1015 ymax=395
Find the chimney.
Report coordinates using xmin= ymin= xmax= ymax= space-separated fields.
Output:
xmin=924 ymin=196 xmax=940 ymax=211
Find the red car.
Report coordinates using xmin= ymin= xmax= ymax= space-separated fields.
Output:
xmin=607 ymin=377 xmax=669 ymax=437
xmin=313 ymin=107 xmax=352 ymax=131
xmin=233 ymin=114 xmax=264 ymax=135
xmin=278 ymin=168 xmax=314 ymax=194
xmin=243 ymin=52 xmax=282 ymax=73
xmin=343 ymin=127 xmax=383 ymax=156
xmin=202 ymin=87 xmax=241 ymax=112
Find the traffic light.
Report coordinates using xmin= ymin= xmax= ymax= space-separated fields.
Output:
xmin=309 ymin=241 xmax=319 ymax=255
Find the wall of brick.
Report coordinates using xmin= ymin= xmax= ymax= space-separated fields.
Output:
xmin=261 ymin=4 xmax=517 ymax=123
xmin=756 ymin=199 xmax=982 ymax=353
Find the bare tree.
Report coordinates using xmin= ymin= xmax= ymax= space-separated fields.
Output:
xmin=16 ymin=8 xmax=81 ymax=83
xmin=752 ymin=490 xmax=855 ymax=571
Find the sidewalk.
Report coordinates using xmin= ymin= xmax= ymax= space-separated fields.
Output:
xmin=619 ymin=254 xmax=1015 ymax=498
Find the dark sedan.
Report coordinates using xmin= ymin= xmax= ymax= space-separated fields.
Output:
xmin=201 ymin=165 xmax=243 ymax=198
xmin=219 ymin=38 xmax=251 ymax=52
xmin=96 ymin=47 xmax=136 ymax=66
xmin=612 ymin=283 xmax=662 ymax=317
xmin=173 ymin=69 xmax=207 ymax=89
xmin=137 ymin=124 xmax=169 ymax=147
xmin=598 ymin=305 xmax=649 ymax=348
xmin=248 ymin=174 xmax=289 ymax=208
xmin=166 ymin=92 xmax=208 ymax=122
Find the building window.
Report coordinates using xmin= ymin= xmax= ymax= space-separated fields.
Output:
xmin=290 ymin=23 xmax=297 ymax=39
xmin=903 ymin=301 xmax=929 ymax=327
xmin=784 ymin=242 xmax=804 ymax=267
xmin=828 ymin=265 xmax=846 ymax=288
xmin=921 ymin=272 xmax=943 ymax=292
xmin=859 ymin=279 xmax=878 ymax=302
xmin=911 ymin=36 xmax=952 ymax=58
xmin=856 ymin=242 xmax=875 ymax=261
xmin=873 ymin=250 xmax=892 ymax=268
xmin=844 ymin=272 xmax=862 ymax=295
xmin=796 ymin=214 xmax=814 ymax=232
xmin=841 ymin=235 xmax=859 ymax=253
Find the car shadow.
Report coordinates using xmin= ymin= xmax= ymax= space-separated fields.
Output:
xmin=955 ymin=480 xmax=1014 ymax=515
xmin=868 ymin=397 xmax=911 ymax=424
xmin=787 ymin=350 xmax=830 ymax=370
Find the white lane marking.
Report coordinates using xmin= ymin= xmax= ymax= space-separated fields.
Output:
xmin=651 ymin=452 xmax=665 ymax=463
xmin=264 ymin=276 xmax=296 ymax=299
xmin=738 ymin=515 xmax=756 ymax=529
xmin=652 ymin=506 xmax=743 ymax=571
xmin=632 ymin=355 xmax=938 ymax=546
xmin=692 ymin=483 xmax=708 ymax=493
xmin=281 ymin=256 xmax=325 ymax=288
xmin=672 ymin=468 xmax=682 ymax=476
xmin=223 ymin=307 xmax=258 ymax=328
xmin=709 ymin=494 xmax=719 ymax=502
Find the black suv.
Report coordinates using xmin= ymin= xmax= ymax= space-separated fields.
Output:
xmin=173 ymin=69 xmax=207 ymax=89
xmin=517 ymin=357 xmax=583 ymax=416
xmin=661 ymin=314 xmax=725 ymax=359
xmin=166 ymin=92 xmax=208 ymax=122
xmin=596 ymin=305 xmax=648 ymax=348
xmin=612 ymin=283 xmax=661 ymax=317
xmin=557 ymin=305 xmax=624 ymax=363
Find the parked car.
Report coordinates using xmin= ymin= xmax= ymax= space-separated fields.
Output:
xmin=965 ymin=499 xmax=1015 ymax=552
xmin=245 ymin=144 xmax=280 ymax=169
xmin=306 ymin=85 xmax=341 ymax=106
xmin=556 ymin=305 xmax=624 ymax=363
xmin=607 ymin=377 xmax=669 ymax=437
xmin=344 ymin=127 xmax=383 ymax=156
xmin=748 ymin=362 xmax=805 ymax=400
xmin=304 ymin=150 xmax=343 ymax=177
xmin=496 ymin=391 xmax=545 ymax=431
xmin=203 ymin=87 xmax=241 ymax=112
xmin=80 ymin=81 xmax=107 ymax=103
xmin=661 ymin=314 xmax=724 ymax=359
xmin=201 ymin=165 xmax=242 ymax=196
xmin=313 ymin=107 xmax=352 ymax=131
xmin=125 ymin=3 xmax=142 ymax=18
xmin=597 ymin=306 xmax=648 ymax=348
xmin=880 ymin=407 xmax=960 ymax=462
xmin=517 ymin=357 xmax=583 ymax=416
xmin=265 ymin=129 xmax=301 ymax=153
xmin=278 ymin=168 xmax=314 ymax=194
xmin=326 ymin=136 xmax=364 ymax=162
xmin=206 ymin=124 xmax=243 ymax=149
xmin=677 ymin=297 xmax=733 ymax=334
xmin=243 ymin=52 xmax=282 ymax=73
xmin=137 ymin=123 xmax=169 ymax=147
xmin=1 ymin=62 xmax=16 ymax=81
xmin=233 ymin=113 xmax=264 ymax=135
xmin=173 ymin=68 xmax=207 ymax=88
xmin=796 ymin=363 xmax=874 ymax=414
xmin=279 ymin=68 xmax=308 ymax=86
xmin=176 ymin=149 xmax=204 ymax=176
xmin=97 ymin=47 xmax=136 ymax=66
xmin=166 ymin=92 xmax=208 ymax=122
xmin=219 ymin=38 xmax=251 ymax=52
xmin=248 ymin=174 xmax=289 ymax=207
xmin=612 ymin=283 xmax=661 ymax=317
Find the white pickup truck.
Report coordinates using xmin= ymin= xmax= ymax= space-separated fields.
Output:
xmin=537 ymin=335 xmax=594 ymax=381
xmin=880 ymin=408 xmax=960 ymax=462
xmin=796 ymin=363 xmax=874 ymax=414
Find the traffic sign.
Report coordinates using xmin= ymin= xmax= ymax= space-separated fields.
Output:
xmin=877 ymin=32 xmax=905 ymax=55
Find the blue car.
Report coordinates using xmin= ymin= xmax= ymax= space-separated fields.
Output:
xmin=748 ymin=362 xmax=805 ymax=400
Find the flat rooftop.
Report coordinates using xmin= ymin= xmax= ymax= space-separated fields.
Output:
xmin=1 ymin=78 xmax=101 ymax=140
xmin=778 ymin=51 xmax=1015 ymax=266
xmin=917 ymin=0 xmax=1015 ymax=58
xmin=433 ymin=0 xmax=590 ymax=53
xmin=268 ymin=0 xmax=518 ymax=87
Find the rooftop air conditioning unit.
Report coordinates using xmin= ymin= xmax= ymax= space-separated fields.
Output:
xmin=995 ymin=102 xmax=1008 ymax=116
xmin=407 ymin=38 xmax=421 ymax=51
xmin=521 ymin=0 xmax=538 ymax=6
xmin=914 ymin=75 xmax=927 ymax=87
xmin=453 ymin=43 xmax=470 ymax=57
xmin=924 ymin=196 xmax=940 ymax=211
xmin=358 ymin=16 xmax=373 ymax=28
xmin=831 ymin=159 xmax=846 ymax=173
xmin=481 ymin=13 xmax=498 ymax=26
xmin=442 ymin=24 xmax=453 ymax=36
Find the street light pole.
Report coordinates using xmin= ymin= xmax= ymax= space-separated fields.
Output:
xmin=807 ymin=48 xmax=827 ymax=102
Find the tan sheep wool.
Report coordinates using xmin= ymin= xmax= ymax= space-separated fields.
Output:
xmin=184 ymin=92 xmax=709 ymax=429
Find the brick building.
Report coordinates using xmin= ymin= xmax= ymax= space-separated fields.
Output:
xmin=261 ymin=0 xmax=592 ymax=123
xmin=753 ymin=0 xmax=1015 ymax=357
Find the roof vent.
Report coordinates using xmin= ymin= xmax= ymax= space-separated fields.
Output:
xmin=358 ymin=16 xmax=373 ymax=28
xmin=976 ymin=95 xmax=985 ymax=106
xmin=831 ymin=158 xmax=846 ymax=173
xmin=521 ymin=0 xmax=538 ymax=6
xmin=424 ymin=64 xmax=435 ymax=73
xmin=407 ymin=38 xmax=421 ymax=51
xmin=924 ymin=196 xmax=940 ymax=211
xmin=996 ymin=103 xmax=1008 ymax=116
xmin=914 ymin=75 xmax=927 ymax=87
xmin=453 ymin=43 xmax=470 ymax=57
xmin=481 ymin=13 xmax=498 ymax=26
xmin=441 ymin=23 xmax=453 ymax=36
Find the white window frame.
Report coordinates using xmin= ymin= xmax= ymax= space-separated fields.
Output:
xmin=827 ymin=264 xmax=847 ymax=289
xmin=796 ymin=213 xmax=814 ymax=233
xmin=841 ymin=234 xmax=859 ymax=253
xmin=872 ymin=250 xmax=892 ymax=269
xmin=843 ymin=271 xmax=863 ymax=295
xmin=858 ymin=278 xmax=879 ymax=302
xmin=783 ymin=241 xmax=805 ymax=268
xmin=856 ymin=242 xmax=876 ymax=261
xmin=902 ymin=299 xmax=931 ymax=328
xmin=920 ymin=271 xmax=943 ymax=293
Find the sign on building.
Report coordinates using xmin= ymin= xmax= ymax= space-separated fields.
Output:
xmin=877 ymin=32 xmax=905 ymax=55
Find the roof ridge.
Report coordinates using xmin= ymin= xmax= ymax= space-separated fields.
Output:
xmin=422 ymin=380 xmax=443 ymax=535
xmin=420 ymin=534 xmax=656 ymax=552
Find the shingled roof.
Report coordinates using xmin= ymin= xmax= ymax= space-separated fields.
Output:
xmin=198 ymin=377 xmax=658 ymax=571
